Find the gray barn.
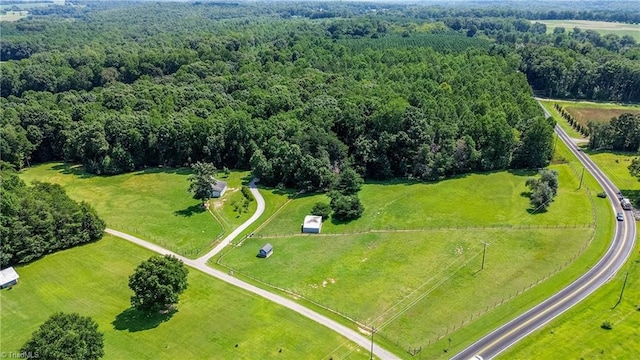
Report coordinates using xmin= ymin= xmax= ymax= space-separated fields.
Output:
xmin=258 ymin=243 xmax=273 ymax=258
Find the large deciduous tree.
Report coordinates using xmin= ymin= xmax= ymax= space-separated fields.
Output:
xmin=525 ymin=169 xmax=559 ymax=211
xmin=188 ymin=161 xmax=217 ymax=205
xmin=128 ymin=255 xmax=189 ymax=312
xmin=21 ymin=312 xmax=104 ymax=360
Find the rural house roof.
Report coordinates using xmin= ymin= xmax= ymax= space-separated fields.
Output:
xmin=0 ymin=267 xmax=19 ymax=286
xmin=210 ymin=180 xmax=227 ymax=192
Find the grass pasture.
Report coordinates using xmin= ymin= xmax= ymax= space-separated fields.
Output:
xmin=19 ymin=163 xmax=253 ymax=258
xmin=536 ymin=20 xmax=640 ymax=41
xmin=255 ymin=165 xmax=593 ymax=237
xmin=503 ymin=147 xmax=640 ymax=359
xmin=0 ymin=235 xmax=369 ymax=359
xmin=219 ymin=162 xmax=597 ymax=352
xmin=221 ymin=227 xmax=593 ymax=349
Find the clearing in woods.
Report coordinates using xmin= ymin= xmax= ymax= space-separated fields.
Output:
xmin=535 ymin=20 xmax=640 ymax=41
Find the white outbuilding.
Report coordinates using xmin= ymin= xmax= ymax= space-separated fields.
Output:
xmin=209 ymin=180 xmax=227 ymax=198
xmin=0 ymin=267 xmax=19 ymax=289
xmin=302 ymin=215 xmax=323 ymax=234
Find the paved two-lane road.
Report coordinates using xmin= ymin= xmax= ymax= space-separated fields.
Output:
xmin=453 ymin=105 xmax=637 ymax=359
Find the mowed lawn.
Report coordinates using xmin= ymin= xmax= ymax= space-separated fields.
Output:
xmin=209 ymin=174 xmax=258 ymax=233
xmin=0 ymin=235 xmax=369 ymax=360
xmin=223 ymin=225 xmax=593 ymax=348
xmin=257 ymin=164 xmax=593 ymax=237
xmin=19 ymin=163 xmax=252 ymax=258
xmin=588 ymin=151 xmax=640 ymax=195
xmin=220 ymin=163 xmax=596 ymax=347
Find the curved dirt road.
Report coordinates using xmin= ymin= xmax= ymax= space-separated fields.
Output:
xmin=106 ymin=178 xmax=398 ymax=359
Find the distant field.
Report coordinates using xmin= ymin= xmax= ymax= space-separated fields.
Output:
xmin=219 ymin=163 xmax=596 ymax=351
xmin=19 ymin=163 xmax=254 ymax=258
xmin=551 ymin=100 xmax=640 ymax=129
xmin=536 ymin=20 xmax=640 ymax=41
xmin=0 ymin=2 xmax=54 ymax=10
xmin=0 ymin=11 xmax=28 ymax=21
xmin=0 ymin=235 xmax=369 ymax=360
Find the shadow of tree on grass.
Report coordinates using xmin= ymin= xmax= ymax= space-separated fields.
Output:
xmin=174 ymin=204 xmax=206 ymax=217
xmin=112 ymin=307 xmax=176 ymax=332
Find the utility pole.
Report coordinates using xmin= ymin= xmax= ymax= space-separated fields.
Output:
xmin=578 ymin=167 xmax=585 ymax=190
xmin=613 ymin=271 xmax=629 ymax=309
xmin=481 ymin=242 xmax=487 ymax=271
xmin=370 ymin=326 xmax=376 ymax=360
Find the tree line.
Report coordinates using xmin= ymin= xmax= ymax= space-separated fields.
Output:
xmin=554 ymin=104 xmax=588 ymax=137
xmin=588 ymin=113 xmax=640 ymax=152
xmin=442 ymin=16 xmax=640 ymax=102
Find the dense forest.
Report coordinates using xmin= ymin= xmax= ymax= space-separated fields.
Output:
xmin=439 ymin=16 xmax=640 ymax=102
xmin=1 ymin=1 xmax=558 ymax=189
xmin=0 ymin=170 xmax=105 ymax=267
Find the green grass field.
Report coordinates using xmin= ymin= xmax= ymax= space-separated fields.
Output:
xmin=536 ymin=20 xmax=640 ymax=41
xmin=0 ymin=235 xmax=369 ymax=360
xmin=19 ymin=163 xmax=253 ymax=258
xmin=493 ymin=100 xmax=639 ymax=359
xmin=218 ymin=161 xmax=597 ymax=351
xmin=589 ymin=152 xmax=640 ymax=194
xmin=255 ymin=166 xmax=593 ymax=237
xmin=504 ymin=240 xmax=640 ymax=359
xmin=503 ymin=150 xmax=640 ymax=359
xmin=222 ymin=227 xmax=592 ymax=348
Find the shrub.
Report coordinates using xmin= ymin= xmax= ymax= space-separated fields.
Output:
xmin=601 ymin=321 xmax=612 ymax=330
xmin=311 ymin=202 xmax=331 ymax=221
xmin=329 ymin=192 xmax=364 ymax=221
xmin=241 ymin=186 xmax=254 ymax=201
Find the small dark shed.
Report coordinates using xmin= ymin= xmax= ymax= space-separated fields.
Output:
xmin=258 ymin=243 xmax=273 ymax=258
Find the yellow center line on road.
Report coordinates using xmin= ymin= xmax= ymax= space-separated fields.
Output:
xmin=473 ymin=134 xmax=631 ymax=356
xmin=474 ymin=210 xmax=628 ymax=357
